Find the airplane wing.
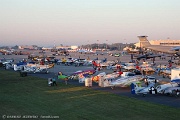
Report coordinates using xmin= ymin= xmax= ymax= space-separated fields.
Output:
xmin=171 ymin=46 xmax=180 ymax=51
xmin=58 ymin=75 xmax=68 ymax=79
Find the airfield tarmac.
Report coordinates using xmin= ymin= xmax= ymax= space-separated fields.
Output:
xmin=1 ymin=50 xmax=180 ymax=108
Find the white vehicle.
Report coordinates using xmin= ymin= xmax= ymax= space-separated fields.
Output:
xmin=171 ymin=68 xmax=180 ymax=80
xmin=123 ymin=63 xmax=136 ymax=71
xmin=121 ymin=72 xmax=135 ymax=77
xmin=144 ymin=76 xmax=158 ymax=83
xmin=74 ymin=59 xmax=85 ymax=67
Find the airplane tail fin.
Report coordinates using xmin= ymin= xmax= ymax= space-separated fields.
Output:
xmin=138 ymin=36 xmax=151 ymax=47
xmin=131 ymin=82 xmax=141 ymax=94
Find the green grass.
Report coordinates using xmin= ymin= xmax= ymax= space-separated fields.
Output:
xmin=0 ymin=70 xmax=179 ymax=120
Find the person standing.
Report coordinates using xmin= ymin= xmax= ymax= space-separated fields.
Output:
xmin=52 ymin=77 xmax=57 ymax=86
xmin=144 ymin=78 xmax=149 ymax=87
xmin=142 ymin=70 xmax=146 ymax=77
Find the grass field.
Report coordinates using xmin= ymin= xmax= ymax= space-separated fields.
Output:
xmin=0 ymin=69 xmax=180 ymax=120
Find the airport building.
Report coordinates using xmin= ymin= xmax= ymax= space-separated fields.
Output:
xmin=55 ymin=45 xmax=78 ymax=52
xmin=56 ymin=45 xmax=78 ymax=50
xmin=18 ymin=45 xmax=38 ymax=50
xmin=135 ymin=39 xmax=180 ymax=47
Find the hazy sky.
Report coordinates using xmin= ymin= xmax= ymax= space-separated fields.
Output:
xmin=1 ymin=0 xmax=180 ymax=47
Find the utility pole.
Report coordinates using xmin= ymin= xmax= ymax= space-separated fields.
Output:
xmin=97 ymin=40 xmax=99 ymax=49
xmin=106 ymin=40 xmax=108 ymax=50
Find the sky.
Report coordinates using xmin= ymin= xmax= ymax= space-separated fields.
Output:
xmin=0 ymin=0 xmax=180 ymax=47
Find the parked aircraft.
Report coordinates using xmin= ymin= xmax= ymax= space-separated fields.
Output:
xmin=70 ymin=69 xmax=96 ymax=80
xmin=23 ymin=65 xmax=50 ymax=73
xmin=77 ymin=49 xmax=95 ymax=54
xmin=156 ymin=82 xmax=179 ymax=94
xmin=155 ymin=79 xmax=180 ymax=96
xmin=92 ymin=72 xmax=120 ymax=83
xmin=126 ymin=49 xmax=140 ymax=54
xmin=131 ymin=82 xmax=156 ymax=96
xmin=138 ymin=36 xmax=180 ymax=55
xmin=171 ymin=46 xmax=180 ymax=51
xmin=3 ymin=62 xmax=14 ymax=69
xmin=14 ymin=62 xmax=54 ymax=73
xmin=171 ymin=79 xmax=180 ymax=84
xmin=108 ymin=72 xmax=143 ymax=89
xmin=135 ymin=53 xmax=161 ymax=60
xmin=163 ymin=87 xmax=180 ymax=96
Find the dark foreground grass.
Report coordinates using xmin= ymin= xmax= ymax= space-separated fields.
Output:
xmin=0 ymin=70 xmax=179 ymax=120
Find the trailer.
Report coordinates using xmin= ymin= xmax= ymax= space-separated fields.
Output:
xmin=171 ymin=68 xmax=180 ymax=80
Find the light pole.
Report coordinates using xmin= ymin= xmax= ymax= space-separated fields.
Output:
xmin=97 ymin=40 xmax=99 ymax=49
xmin=106 ymin=40 xmax=108 ymax=50
xmin=87 ymin=40 xmax=89 ymax=49
xmin=54 ymin=40 xmax=56 ymax=49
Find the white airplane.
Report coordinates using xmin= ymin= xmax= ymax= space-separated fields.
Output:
xmin=131 ymin=82 xmax=156 ymax=96
xmin=23 ymin=64 xmax=51 ymax=73
xmin=138 ymin=36 xmax=180 ymax=54
xmin=108 ymin=72 xmax=143 ymax=89
xmin=156 ymin=82 xmax=179 ymax=94
xmin=95 ymin=72 xmax=142 ymax=88
xmin=1 ymin=58 xmax=14 ymax=69
xmin=14 ymin=63 xmax=54 ymax=73
xmin=163 ymin=87 xmax=180 ymax=96
xmin=109 ymin=76 xmax=143 ymax=89
xmin=123 ymin=63 xmax=136 ymax=71
xmin=3 ymin=62 xmax=14 ymax=69
xmin=77 ymin=49 xmax=87 ymax=53
xmin=92 ymin=72 xmax=120 ymax=83
xmin=77 ymin=49 xmax=95 ymax=54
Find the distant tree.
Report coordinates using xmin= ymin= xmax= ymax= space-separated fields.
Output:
xmin=110 ymin=46 xmax=118 ymax=51
xmin=90 ymin=44 xmax=98 ymax=49
xmin=32 ymin=45 xmax=38 ymax=47
xmin=11 ymin=45 xmax=19 ymax=49
xmin=130 ymin=44 xmax=136 ymax=49
xmin=0 ymin=46 xmax=9 ymax=49
xmin=78 ymin=42 xmax=136 ymax=51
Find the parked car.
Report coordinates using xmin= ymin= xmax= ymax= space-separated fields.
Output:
xmin=144 ymin=76 xmax=158 ymax=83
xmin=114 ymin=53 xmax=120 ymax=57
